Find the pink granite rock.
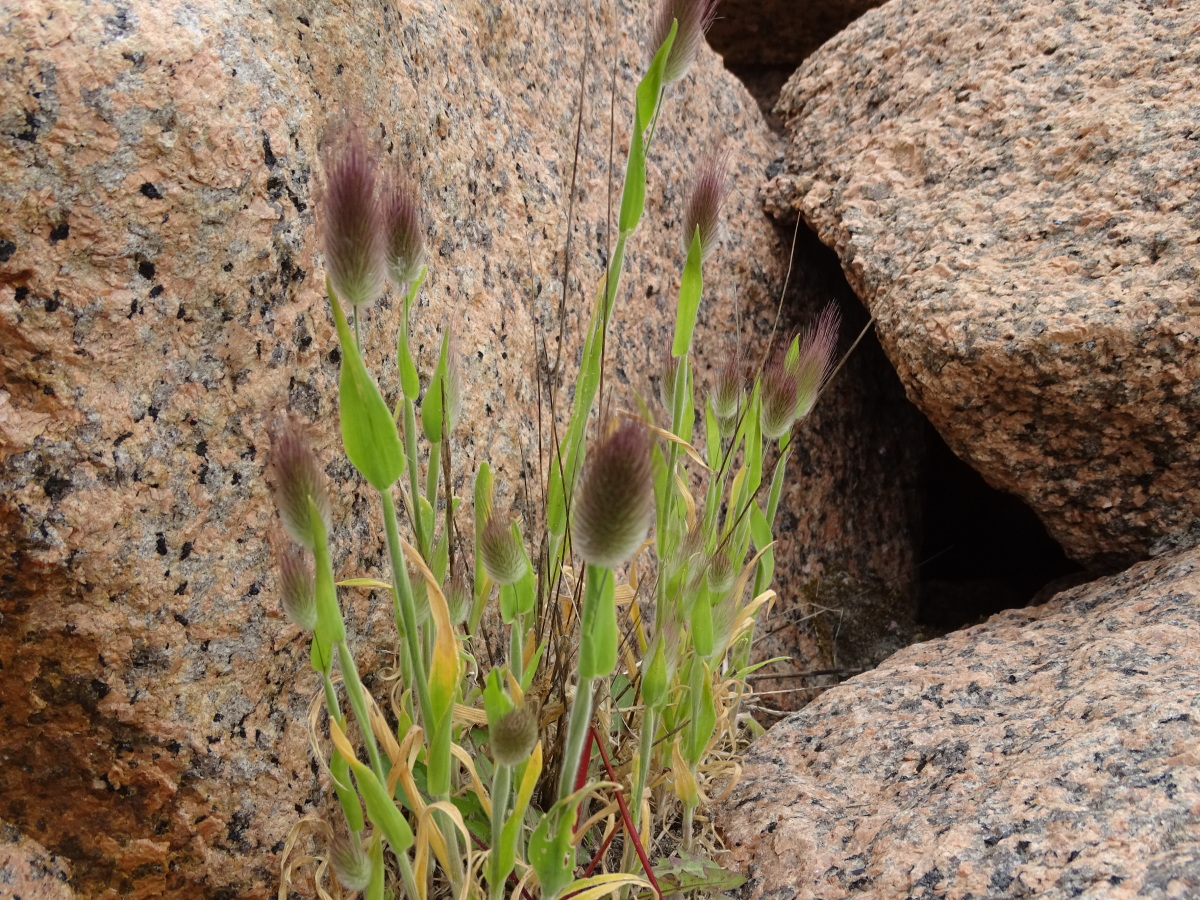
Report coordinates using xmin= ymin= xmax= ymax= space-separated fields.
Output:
xmin=719 ymin=545 xmax=1200 ymax=899
xmin=764 ymin=0 xmax=1200 ymax=569
xmin=0 ymin=0 xmax=831 ymax=895
xmin=0 ymin=822 xmax=75 ymax=900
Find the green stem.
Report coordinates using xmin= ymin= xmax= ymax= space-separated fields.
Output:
xmin=629 ymin=707 xmax=656 ymax=831
xmin=380 ymin=490 xmax=435 ymax=730
xmin=322 ymin=671 xmax=365 ymax=833
xmin=557 ymin=675 xmax=595 ymax=801
xmin=337 ymin=640 xmax=387 ymax=785
xmin=510 ymin=613 xmax=525 ymax=685
xmin=396 ymin=849 xmax=421 ymax=900
xmin=402 ymin=400 xmax=428 ymax=555
xmin=488 ymin=763 xmax=513 ymax=900
xmin=425 ymin=441 xmax=441 ymax=511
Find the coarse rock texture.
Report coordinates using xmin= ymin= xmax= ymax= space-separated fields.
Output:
xmin=0 ymin=821 xmax=76 ymax=900
xmin=765 ymin=0 xmax=1200 ymax=570
xmin=719 ymin=544 xmax=1200 ymax=900
xmin=0 ymin=0 xmax=907 ymax=894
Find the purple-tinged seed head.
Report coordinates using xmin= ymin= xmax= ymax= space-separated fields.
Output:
xmin=681 ymin=147 xmax=730 ymax=261
xmin=793 ymin=304 xmax=840 ymax=420
xmin=760 ymin=355 xmax=800 ymax=441
xmin=383 ymin=167 xmax=425 ymax=290
xmin=269 ymin=417 xmax=331 ymax=550
xmin=319 ymin=121 xmax=385 ymax=308
xmin=573 ymin=421 xmax=655 ymax=569
xmin=660 ymin=348 xmax=680 ymax=414
xmin=711 ymin=352 xmax=742 ymax=421
xmin=652 ymin=0 xmax=720 ymax=85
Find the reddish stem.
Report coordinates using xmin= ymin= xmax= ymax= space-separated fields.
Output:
xmin=586 ymin=726 xmax=663 ymax=900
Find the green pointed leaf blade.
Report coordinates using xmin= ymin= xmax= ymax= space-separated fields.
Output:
xmin=328 ymin=283 xmax=404 ymax=490
xmin=671 ymin=229 xmax=704 ymax=357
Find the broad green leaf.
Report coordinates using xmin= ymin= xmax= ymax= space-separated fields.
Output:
xmin=309 ymin=503 xmax=346 ymax=656
xmin=398 ymin=269 xmax=425 ymax=401
xmin=642 ymin=635 xmax=668 ymax=711
xmin=327 ymin=278 xmax=405 ymax=490
xmin=671 ymin=229 xmax=704 ymax=357
xmin=766 ymin=448 xmax=791 ymax=526
xmin=578 ymin=564 xmax=617 ymax=681
xmin=691 ymin=594 xmax=713 ymax=659
xmin=704 ymin=397 xmax=720 ymax=469
xmin=422 ymin=330 xmax=450 ymax=444
xmin=686 ymin=663 xmax=716 ymax=765
xmin=618 ymin=21 xmax=677 ymax=235
xmin=642 ymin=853 xmax=747 ymax=899
xmin=330 ymin=719 xmax=414 ymax=853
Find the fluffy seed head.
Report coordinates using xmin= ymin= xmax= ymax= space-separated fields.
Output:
xmin=480 ymin=517 xmax=528 ymax=586
xmin=652 ymin=0 xmax=720 ymax=85
xmin=276 ymin=539 xmax=317 ymax=631
xmin=328 ymin=832 xmax=371 ymax=892
xmin=705 ymin=552 xmax=735 ymax=596
xmin=681 ymin=148 xmax=730 ymax=261
xmin=489 ymin=706 xmax=538 ymax=767
xmin=269 ymin=418 xmax=331 ymax=549
xmin=760 ymin=356 xmax=799 ymax=441
xmin=573 ymin=422 xmax=655 ymax=569
xmin=320 ymin=123 xmax=385 ymax=307
xmin=711 ymin=353 xmax=742 ymax=422
xmin=383 ymin=168 xmax=425 ymax=290
xmin=792 ymin=304 xmax=840 ymax=420
xmin=660 ymin=349 xmax=679 ymax=414
xmin=446 ymin=569 xmax=470 ymax=625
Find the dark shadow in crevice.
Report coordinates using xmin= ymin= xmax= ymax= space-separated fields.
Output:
xmin=917 ymin=424 xmax=1087 ymax=630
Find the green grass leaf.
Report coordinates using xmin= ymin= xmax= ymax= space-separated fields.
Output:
xmin=671 ymin=229 xmax=704 ymax=357
xmin=328 ymin=278 xmax=404 ymax=490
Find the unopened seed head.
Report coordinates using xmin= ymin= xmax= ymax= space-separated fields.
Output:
xmin=706 ymin=552 xmax=735 ymax=596
xmin=490 ymin=706 xmax=538 ymax=767
xmin=573 ymin=422 xmax=655 ymax=569
xmin=446 ymin=569 xmax=470 ymax=625
xmin=383 ymin=168 xmax=425 ymax=290
xmin=328 ymin=831 xmax=372 ymax=892
xmin=277 ymin=541 xmax=317 ymax=631
xmin=319 ymin=122 xmax=385 ymax=308
xmin=269 ymin=418 xmax=331 ymax=550
xmin=480 ymin=516 xmax=528 ymax=586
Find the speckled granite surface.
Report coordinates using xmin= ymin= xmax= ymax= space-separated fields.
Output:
xmin=0 ymin=0 xmax=793 ymax=895
xmin=719 ymin=545 xmax=1200 ymax=900
xmin=764 ymin=0 xmax=1200 ymax=569
xmin=0 ymin=821 xmax=75 ymax=900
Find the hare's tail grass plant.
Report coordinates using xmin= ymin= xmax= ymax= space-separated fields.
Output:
xmin=266 ymin=3 xmax=841 ymax=898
